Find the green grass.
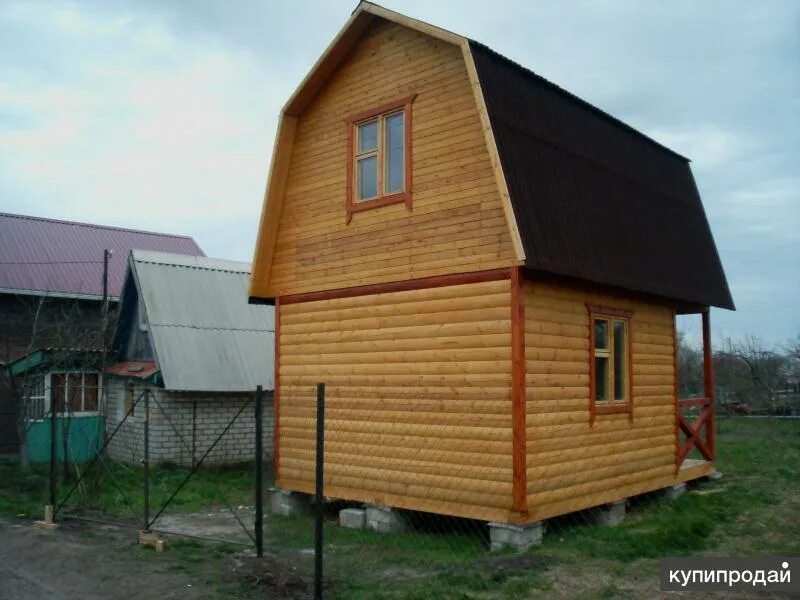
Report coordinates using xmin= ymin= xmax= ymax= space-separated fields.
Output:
xmin=261 ymin=418 xmax=800 ymax=599
xmin=0 ymin=457 xmax=261 ymax=522
xmin=1 ymin=418 xmax=798 ymax=599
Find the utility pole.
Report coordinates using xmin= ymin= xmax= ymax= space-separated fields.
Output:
xmin=101 ymin=249 xmax=110 ymax=312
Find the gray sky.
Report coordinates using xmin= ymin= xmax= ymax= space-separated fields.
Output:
xmin=1 ymin=1 xmax=797 ymax=346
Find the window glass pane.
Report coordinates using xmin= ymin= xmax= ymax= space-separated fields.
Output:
xmin=84 ymin=373 xmax=98 ymax=411
xmin=613 ymin=320 xmax=627 ymax=400
xmin=357 ymin=155 xmax=377 ymax=200
xmin=52 ymin=373 xmax=66 ymax=413
xmin=67 ymin=373 xmax=82 ymax=412
xmin=595 ymin=356 xmax=608 ymax=402
xmin=357 ymin=120 xmax=378 ymax=153
xmin=384 ymin=112 xmax=404 ymax=194
xmin=594 ymin=319 xmax=608 ymax=349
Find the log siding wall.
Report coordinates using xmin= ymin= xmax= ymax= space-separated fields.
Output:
xmin=277 ymin=278 xmax=516 ymax=522
xmin=265 ymin=19 xmax=517 ymax=297
xmin=523 ymin=281 xmax=678 ymax=521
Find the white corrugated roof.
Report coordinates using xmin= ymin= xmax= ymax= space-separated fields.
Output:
xmin=129 ymin=250 xmax=274 ymax=392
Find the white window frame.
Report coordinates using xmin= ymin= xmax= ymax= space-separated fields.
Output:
xmin=45 ymin=371 xmax=103 ymax=417
xmin=22 ymin=375 xmax=47 ymax=422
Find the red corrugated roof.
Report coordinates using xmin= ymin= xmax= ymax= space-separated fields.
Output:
xmin=0 ymin=213 xmax=204 ymax=299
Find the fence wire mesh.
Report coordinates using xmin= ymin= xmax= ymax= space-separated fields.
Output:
xmin=36 ymin=385 xmax=271 ymax=549
xmin=2 ymin=373 xmax=797 ymax=599
xmin=261 ymin=381 xmax=799 ymax=599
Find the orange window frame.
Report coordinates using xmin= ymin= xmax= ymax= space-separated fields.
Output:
xmin=587 ymin=304 xmax=634 ymax=425
xmin=345 ymin=94 xmax=415 ymax=224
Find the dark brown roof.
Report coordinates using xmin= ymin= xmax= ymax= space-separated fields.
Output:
xmin=469 ymin=41 xmax=734 ymax=310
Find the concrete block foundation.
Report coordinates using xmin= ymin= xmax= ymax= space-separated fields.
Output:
xmin=339 ymin=508 xmax=366 ymax=529
xmin=664 ymin=483 xmax=687 ymax=500
xmin=269 ymin=487 xmax=311 ymax=517
xmin=488 ymin=521 xmax=544 ymax=552
xmin=365 ymin=505 xmax=407 ymax=533
xmin=592 ymin=500 xmax=626 ymax=527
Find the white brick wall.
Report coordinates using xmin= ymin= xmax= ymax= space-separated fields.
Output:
xmin=105 ymin=377 xmax=274 ymax=466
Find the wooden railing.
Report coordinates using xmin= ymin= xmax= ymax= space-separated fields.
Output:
xmin=676 ymin=397 xmax=715 ymax=467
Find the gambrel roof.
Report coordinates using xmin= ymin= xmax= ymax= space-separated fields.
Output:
xmin=250 ymin=1 xmax=733 ymax=310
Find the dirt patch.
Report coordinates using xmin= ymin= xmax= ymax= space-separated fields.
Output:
xmin=0 ymin=517 xmax=204 ymax=599
xmin=154 ymin=507 xmax=255 ymax=544
xmin=229 ymin=555 xmax=320 ymax=599
xmin=0 ymin=515 xmax=317 ymax=600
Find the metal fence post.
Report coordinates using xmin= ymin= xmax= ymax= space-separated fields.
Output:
xmin=49 ymin=402 xmax=57 ymax=521
xmin=315 ymin=382 xmax=325 ymax=600
xmin=191 ymin=399 xmax=197 ymax=469
xmin=255 ymin=385 xmax=264 ymax=557
xmin=143 ymin=389 xmax=150 ymax=530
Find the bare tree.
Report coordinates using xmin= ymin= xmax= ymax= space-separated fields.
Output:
xmin=676 ymin=330 xmax=703 ymax=398
xmin=0 ymin=294 xmax=112 ymax=468
xmin=717 ymin=336 xmax=788 ymax=413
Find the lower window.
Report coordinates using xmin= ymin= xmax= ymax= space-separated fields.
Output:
xmin=51 ymin=372 xmax=100 ymax=414
xmin=588 ymin=305 xmax=633 ymax=422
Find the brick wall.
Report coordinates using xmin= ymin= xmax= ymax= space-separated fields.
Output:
xmin=105 ymin=377 xmax=274 ymax=466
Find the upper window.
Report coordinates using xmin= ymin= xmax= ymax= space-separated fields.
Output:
xmin=346 ymin=95 xmax=415 ymax=223
xmin=588 ymin=305 xmax=633 ymax=423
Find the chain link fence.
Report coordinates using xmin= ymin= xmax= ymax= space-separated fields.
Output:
xmin=258 ymin=383 xmax=799 ymax=599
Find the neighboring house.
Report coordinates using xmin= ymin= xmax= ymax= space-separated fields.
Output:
xmin=248 ymin=3 xmax=734 ymax=530
xmin=105 ymin=250 xmax=275 ymax=466
xmin=0 ymin=212 xmax=204 ymax=458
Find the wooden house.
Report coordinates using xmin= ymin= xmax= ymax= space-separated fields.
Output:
xmin=248 ymin=2 xmax=734 ymax=531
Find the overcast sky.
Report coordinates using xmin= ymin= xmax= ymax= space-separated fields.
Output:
xmin=1 ymin=1 xmax=797 ymax=346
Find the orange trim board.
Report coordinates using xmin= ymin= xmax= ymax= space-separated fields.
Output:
xmin=274 ymin=297 xmax=281 ymax=479
xmin=510 ymin=266 xmax=527 ymax=515
xmin=280 ymin=268 xmax=512 ymax=305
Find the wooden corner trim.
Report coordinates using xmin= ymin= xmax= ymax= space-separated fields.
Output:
xmin=673 ymin=309 xmax=680 ymax=470
xmin=510 ymin=266 xmax=528 ymax=514
xmin=280 ymin=268 xmax=511 ymax=305
xmin=249 ymin=114 xmax=298 ymax=298
xmin=345 ymin=95 xmax=416 ymax=224
xmin=460 ymin=41 xmax=526 ymax=264
xmin=274 ymin=297 xmax=281 ymax=479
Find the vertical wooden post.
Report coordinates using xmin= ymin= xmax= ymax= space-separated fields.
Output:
xmin=314 ymin=383 xmax=325 ymax=600
xmin=510 ymin=267 xmax=527 ymax=515
xmin=274 ymin=297 xmax=281 ymax=481
xmin=49 ymin=398 xmax=57 ymax=519
xmin=143 ymin=389 xmax=150 ymax=530
xmin=701 ymin=309 xmax=715 ymax=460
xmin=672 ymin=310 xmax=681 ymax=470
xmin=255 ymin=386 xmax=264 ymax=558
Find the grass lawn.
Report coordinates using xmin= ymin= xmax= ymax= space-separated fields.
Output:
xmin=264 ymin=417 xmax=800 ymax=599
xmin=0 ymin=457 xmax=259 ymax=525
xmin=0 ymin=417 xmax=797 ymax=599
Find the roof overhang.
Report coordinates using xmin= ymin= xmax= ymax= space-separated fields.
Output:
xmin=105 ymin=360 xmax=161 ymax=385
xmin=0 ymin=287 xmax=120 ymax=302
xmin=9 ymin=348 xmax=104 ymax=377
